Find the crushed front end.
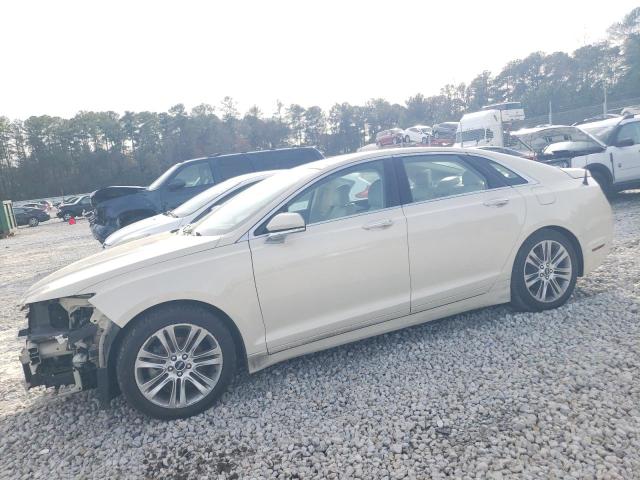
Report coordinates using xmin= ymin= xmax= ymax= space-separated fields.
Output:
xmin=19 ymin=296 xmax=119 ymax=404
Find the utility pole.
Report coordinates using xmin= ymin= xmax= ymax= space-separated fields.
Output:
xmin=548 ymin=101 xmax=553 ymax=125
xmin=603 ymin=82 xmax=608 ymax=115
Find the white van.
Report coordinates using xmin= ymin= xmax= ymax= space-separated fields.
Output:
xmin=454 ymin=110 xmax=503 ymax=148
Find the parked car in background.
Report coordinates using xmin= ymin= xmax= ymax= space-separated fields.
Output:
xmin=57 ymin=195 xmax=92 ymax=221
xmin=104 ymin=171 xmax=278 ymax=248
xmin=13 ymin=207 xmax=50 ymax=227
xmin=558 ymin=115 xmax=640 ymax=195
xmin=375 ymin=128 xmax=404 ymax=146
xmin=19 ymin=147 xmax=612 ymax=418
xmin=475 ymin=146 xmax=533 ymax=158
xmin=403 ymin=126 xmax=432 ymax=144
xmin=431 ymin=122 xmax=458 ymax=146
xmin=19 ymin=202 xmax=48 ymax=211
xmin=89 ymin=147 xmax=324 ymax=244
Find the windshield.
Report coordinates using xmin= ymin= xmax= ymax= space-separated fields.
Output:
xmin=194 ymin=167 xmax=318 ymax=236
xmin=580 ymin=119 xmax=620 ymax=144
xmin=172 ymin=178 xmax=244 ymax=217
xmin=148 ymin=164 xmax=179 ymax=190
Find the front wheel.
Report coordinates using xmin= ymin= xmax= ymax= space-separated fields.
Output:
xmin=28 ymin=217 xmax=39 ymax=227
xmin=511 ymin=229 xmax=578 ymax=312
xmin=404 ymin=135 xmax=410 ymax=144
xmin=116 ymin=305 xmax=237 ymax=419
xmin=62 ymin=213 xmax=72 ymax=222
xmin=590 ymin=169 xmax=614 ymax=197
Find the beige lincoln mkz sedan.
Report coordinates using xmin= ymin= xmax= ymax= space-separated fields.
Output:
xmin=19 ymin=148 xmax=613 ymax=418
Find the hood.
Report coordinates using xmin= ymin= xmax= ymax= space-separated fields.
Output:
xmin=513 ymin=126 xmax=604 ymax=154
xmin=542 ymin=141 xmax=603 ymax=156
xmin=21 ymin=232 xmax=221 ymax=305
xmin=104 ymin=213 xmax=180 ymax=248
xmin=91 ymin=186 xmax=147 ymax=206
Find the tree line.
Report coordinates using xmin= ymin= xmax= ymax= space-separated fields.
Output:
xmin=1 ymin=7 xmax=639 ymax=201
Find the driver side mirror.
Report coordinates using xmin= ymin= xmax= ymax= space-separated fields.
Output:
xmin=167 ymin=179 xmax=186 ymax=191
xmin=615 ymin=138 xmax=635 ymax=148
xmin=265 ymin=212 xmax=306 ymax=243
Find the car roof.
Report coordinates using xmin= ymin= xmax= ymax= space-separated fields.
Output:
xmin=175 ymin=146 xmax=322 ymax=166
xmin=300 ymin=146 xmax=497 ymax=173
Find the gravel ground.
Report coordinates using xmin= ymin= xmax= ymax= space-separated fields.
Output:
xmin=0 ymin=194 xmax=639 ymax=480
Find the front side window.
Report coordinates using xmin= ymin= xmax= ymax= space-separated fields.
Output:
xmin=615 ymin=122 xmax=640 ymax=146
xmin=401 ymin=155 xmax=488 ymax=203
xmin=173 ymin=162 xmax=214 ymax=188
xmin=283 ymin=160 xmax=387 ymax=225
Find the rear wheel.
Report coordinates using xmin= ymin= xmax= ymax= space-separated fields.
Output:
xmin=421 ymin=137 xmax=428 ymax=144
xmin=116 ymin=305 xmax=237 ymax=419
xmin=404 ymin=135 xmax=410 ymax=144
xmin=62 ymin=212 xmax=72 ymax=222
xmin=511 ymin=229 xmax=578 ymax=312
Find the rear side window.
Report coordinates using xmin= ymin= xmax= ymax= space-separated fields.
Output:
xmin=212 ymin=156 xmax=253 ymax=181
xmin=486 ymin=161 xmax=528 ymax=186
xmin=249 ymin=149 xmax=321 ymax=170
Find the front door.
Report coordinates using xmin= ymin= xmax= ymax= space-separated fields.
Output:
xmin=397 ymin=153 xmax=526 ymax=312
xmin=248 ymin=159 xmax=411 ymax=352
xmin=611 ymin=121 xmax=640 ymax=183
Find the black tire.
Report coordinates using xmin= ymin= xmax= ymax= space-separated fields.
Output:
xmin=28 ymin=217 xmax=39 ymax=227
xmin=62 ymin=213 xmax=72 ymax=222
xmin=116 ymin=304 xmax=237 ymax=419
xmin=590 ymin=169 xmax=614 ymax=197
xmin=421 ymin=137 xmax=428 ymax=144
xmin=510 ymin=229 xmax=578 ymax=312
xmin=404 ymin=135 xmax=410 ymax=144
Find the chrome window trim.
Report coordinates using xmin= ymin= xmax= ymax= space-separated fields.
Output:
xmin=399 ymin=185 xmax=513 ymax=209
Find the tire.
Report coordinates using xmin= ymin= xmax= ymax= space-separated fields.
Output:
xmin=28 ymin=217 xmax=39 ymax=227
xmin=510 ymin=229 xmax=578 ymax=312
xmin=62 ymin=213 xmax=72 ymax=222
xmin=116 ymin=304 xmax=237 ymax=419
xmin=404 ymin=135 xmax=410 ymax=144
xmin=393 ymin=137 xmax=400 ymax=145
xmin=590 ymin=169 xmax=614 ymax=197
xmin=421 ymin=137 xmax=428 ymax=144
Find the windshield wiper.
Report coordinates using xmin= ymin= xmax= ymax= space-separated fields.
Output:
xmin=180 ymin=224 xmax=200 ymax=236
xmin=163 ymin=210 xmax=177 ymax=218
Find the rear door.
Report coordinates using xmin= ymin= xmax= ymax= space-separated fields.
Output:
xmin=397 ymin=153 xmax=526 ymax=312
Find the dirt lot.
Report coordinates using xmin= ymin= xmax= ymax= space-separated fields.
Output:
xmin=0 ymin=194 xmax=639 ymax=479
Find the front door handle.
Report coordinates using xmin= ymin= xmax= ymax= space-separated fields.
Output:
xmin=483 ymin=198 xmax=509 ymax=208
xmin=362 ymin=219 xmax=394 ymax=230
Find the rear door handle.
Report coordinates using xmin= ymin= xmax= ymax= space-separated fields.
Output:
xmin=483 ymin=198 xmax=509 ymax=207
xmin=362 ymin=219 xmax=394 ymax=230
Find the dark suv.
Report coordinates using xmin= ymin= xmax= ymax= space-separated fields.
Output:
xmin=89 ymin=147 xmax=324 ymax=243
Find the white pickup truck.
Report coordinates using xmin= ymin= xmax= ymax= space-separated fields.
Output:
xmin=515 ymin=115 xmax=640 ymax=195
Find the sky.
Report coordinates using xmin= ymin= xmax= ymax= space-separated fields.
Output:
xmin=1 ymin=0 xmax=638 ymax=119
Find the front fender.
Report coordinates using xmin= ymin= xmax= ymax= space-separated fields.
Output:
xmin=87 ymin=241 xmax=267 ymax=357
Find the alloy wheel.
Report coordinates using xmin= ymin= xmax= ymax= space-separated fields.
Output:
xmin=134 ymin=323 xmax=223 ymax=408
xmin=523 ymin=240 xmax=572 ymax=303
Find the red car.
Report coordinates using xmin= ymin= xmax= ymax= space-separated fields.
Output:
xmin=375 ymin=128 xmax=404 ymax=147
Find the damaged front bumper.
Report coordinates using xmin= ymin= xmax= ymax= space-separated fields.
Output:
xmin=19 ymin=296 xmax=120 ymax=406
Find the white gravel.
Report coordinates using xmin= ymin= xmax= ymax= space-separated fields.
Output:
xmin=0 ymin=194 xmax=639 ymax=480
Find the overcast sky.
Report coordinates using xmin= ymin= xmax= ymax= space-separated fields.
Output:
xmin=1 ymin=0 xmax=637 ymax=119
